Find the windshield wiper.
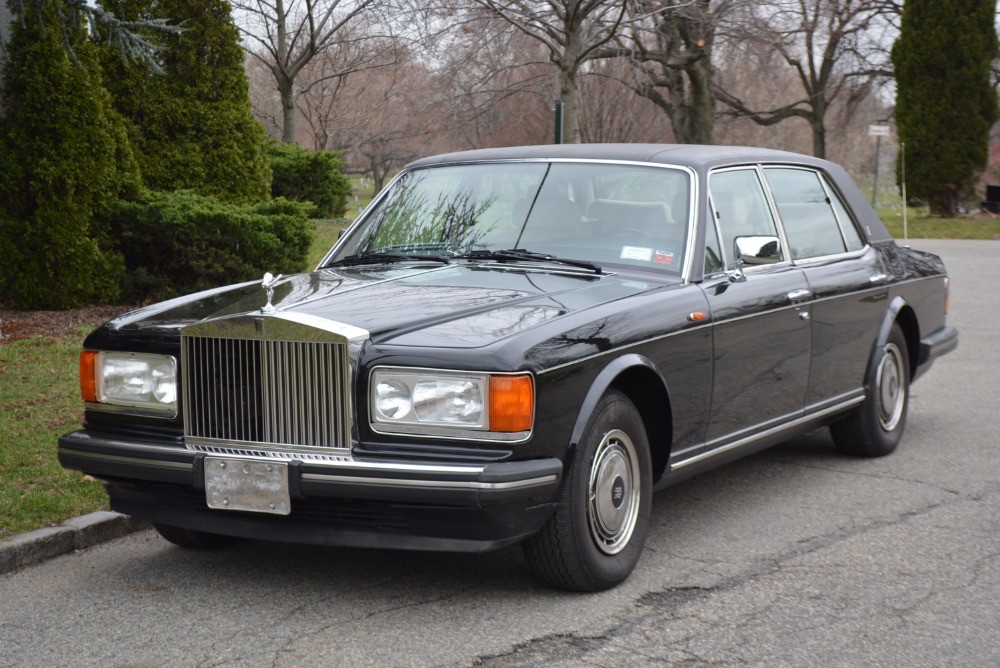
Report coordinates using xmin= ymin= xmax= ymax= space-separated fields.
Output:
xmin=325 ymin=252 xmax=451 ymax=268
xmin=456 ymin=249 xmax=602 ymax=274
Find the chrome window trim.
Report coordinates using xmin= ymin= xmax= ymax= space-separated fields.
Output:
xmin=816 ymin=170 xmax=855 ymax=250
xmin=759 ymin=164 xmax=874 ymax=262
xmin=791 ymin=245 xmax=871 ymax=266
xmin=368 ymin=365 xmax=534 ymax=443
xmin=707 ymin=165 xmax=792 ymax=272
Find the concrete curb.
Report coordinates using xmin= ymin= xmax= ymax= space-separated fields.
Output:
xmin=0 ymin=512 xmax=150 ymax=576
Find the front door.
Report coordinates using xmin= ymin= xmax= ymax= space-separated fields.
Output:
xmin=701 ymin=167 xmax=812 ymax=447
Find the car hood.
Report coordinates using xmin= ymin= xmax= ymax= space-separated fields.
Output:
xmin=106 ymin=264 xmax=670 ymax=348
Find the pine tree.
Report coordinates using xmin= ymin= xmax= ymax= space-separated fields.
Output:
xmin=0 ymin=0 xmax=139 ymax=308
xmin=892 ymin=0 xmax=998 ymax=216
xmin=100 ymin=0 xmax=271 ymax=204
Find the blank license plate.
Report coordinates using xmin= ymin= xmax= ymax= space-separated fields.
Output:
xmin=205 ymin=457 xmax=291 ymax=515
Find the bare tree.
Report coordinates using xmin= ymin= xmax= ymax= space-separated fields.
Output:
xmin=604 ymin=0 xmax=733 ymax=144
xmin=435 ymin=18 xmax=555 ymax=148
xmin=579 ymin=58 xmax=674 ymax=142
xmin=713 ymin=0 xmax=895 ymax=158
xmin=295 ymin=32 xmax=400 ymax=150
xmin=232 ymin=0 xmax=389 ymax=143
xmin=467 ymin=0 xmax=630 ymax=143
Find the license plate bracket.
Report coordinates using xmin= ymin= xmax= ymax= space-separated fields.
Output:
xmin=205 ymin=457 xmax=291 ymax=515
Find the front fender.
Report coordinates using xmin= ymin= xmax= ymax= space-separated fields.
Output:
xmin=568 ymin=353 xmax=670 ymax=449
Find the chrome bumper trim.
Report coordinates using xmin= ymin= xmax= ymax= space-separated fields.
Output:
xmin=59 ymin=447 xmax=194 ymax=470
xmin=300 ymin=472 xmax=558 ymax=491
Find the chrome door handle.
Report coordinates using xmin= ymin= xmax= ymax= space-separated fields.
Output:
xmin=869 ymin=273 xmax=890 ymax=284
xmin=786 ymin=289 xmax=811 ymax=302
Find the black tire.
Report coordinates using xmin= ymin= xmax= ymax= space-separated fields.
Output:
xmin=153 ymin=523 xmax=242 ymax=549
xmin=522 ymin=390 xmax=652 ymax=591
xmin=830 ymin=322 xmax=910 ymax=457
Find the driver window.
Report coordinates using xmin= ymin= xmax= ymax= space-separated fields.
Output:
xmin=709 ymin=169 xmax=781 ymax=270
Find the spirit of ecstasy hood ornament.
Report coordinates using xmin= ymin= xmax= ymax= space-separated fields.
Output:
xmin=260 ymin=272 xmax=283 ymax=313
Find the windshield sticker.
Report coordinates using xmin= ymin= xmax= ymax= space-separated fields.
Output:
xmin=620 ymin=246 xmax=653 ymax=262
xmin=653 ymin=250 xmax=674 ymax=266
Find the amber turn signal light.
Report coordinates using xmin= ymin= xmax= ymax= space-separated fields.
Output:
xmin=489 ymin=375 xmax=534 ymax=432
xmin=80 ymin=350 xmax=98 ymax=403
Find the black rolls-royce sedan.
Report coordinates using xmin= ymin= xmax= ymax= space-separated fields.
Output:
xmin=59 ymin=144 xmax=957 ymax=591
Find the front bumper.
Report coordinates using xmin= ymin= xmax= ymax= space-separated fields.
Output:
xmin=58 ymin=430 xmax=562 ymax=552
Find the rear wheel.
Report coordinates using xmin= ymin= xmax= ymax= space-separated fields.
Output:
xmin=153 ymin=523 xmax=241 ymax=549
xmin=523 ymin=390 xmax=652 ymax=591
xmin=831 ymin=323 xmax=910 ymax=457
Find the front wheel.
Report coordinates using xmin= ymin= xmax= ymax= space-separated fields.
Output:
xmin=523 ymin=390 xmax=652 ymax=591
xmin=830 ymin=322 xmax=910 ymax=457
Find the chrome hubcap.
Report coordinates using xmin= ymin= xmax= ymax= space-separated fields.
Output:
xmin=588 ymin=429 xmax=640 ymax=555
xmin=876 ymin=342 xmax=905 ymax=431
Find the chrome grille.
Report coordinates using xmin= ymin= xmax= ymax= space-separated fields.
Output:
xmin=181 ymin=335 xmax=351 ymax=450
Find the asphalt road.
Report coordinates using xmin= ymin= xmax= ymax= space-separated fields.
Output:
xmin=1 ymin=239 xmax=997 ymax=667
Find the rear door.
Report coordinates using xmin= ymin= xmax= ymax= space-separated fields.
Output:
xmin=762 ymin=167 xmax=888 ymax=409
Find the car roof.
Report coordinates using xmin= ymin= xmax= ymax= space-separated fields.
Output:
xmin=406 ymin=143 xmax=829 ymax=170
xmin=404 ymin=144 xmax=893 ymax=244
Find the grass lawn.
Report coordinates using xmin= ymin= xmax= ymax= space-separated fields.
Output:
xmin=878 ymin=207 xmax=1000 ymax=240
xmin=0 ymin=332 xmax=108 ymax=538
xmin=305 ymin=174 xmax=377 ymax=268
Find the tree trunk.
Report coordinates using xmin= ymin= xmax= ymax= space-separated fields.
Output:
xmin=558 ymin=27 xmax=583 ymax=144
xmin=929 ymin=190 xmax=959 ymax=217
xmin=684 ymin=57 xmax=714 ymax=144
xmin=277 ymin=73 xmax=298 ymax=144
xmin=559 ymin=64 xmax=581 ymax=144
xmin=810 ymin=96 xmax=827 ymax=159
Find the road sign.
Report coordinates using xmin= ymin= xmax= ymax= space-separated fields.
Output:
xmin=868 ymin=124 xmax=891 ymax=137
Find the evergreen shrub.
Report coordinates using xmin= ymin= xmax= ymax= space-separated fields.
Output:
xmin=0 ymin=1 xmax=139 ymax=309
xmin=109 ymin=190 xmax=314 ymax=302
xmin=100 ymin=0 xmax=272 ymax=204
xmin=269 ymin=141 xmax=352 ymax=218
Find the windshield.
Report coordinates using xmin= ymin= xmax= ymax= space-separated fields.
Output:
xmin=329 ymin=161 xmax=691 ymax=274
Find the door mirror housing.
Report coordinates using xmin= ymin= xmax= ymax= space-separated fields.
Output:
xmin=732 ymin=235 xmax=782 ymax=282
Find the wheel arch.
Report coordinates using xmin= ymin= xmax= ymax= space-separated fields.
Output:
xmin=877 ymin=297 xmax=919 ymax=377
xmin=569 ymin=354 xmax=673 ymax=485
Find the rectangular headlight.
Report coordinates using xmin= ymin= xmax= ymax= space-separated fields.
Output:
xmin=81 ymin=351 xmax=177 ymax=416
xmin=370 ymin=368 xmax=533 ymax=438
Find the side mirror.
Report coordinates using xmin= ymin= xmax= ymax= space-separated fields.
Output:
xmin=732 ymin=235 xmax=781 ymax=282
